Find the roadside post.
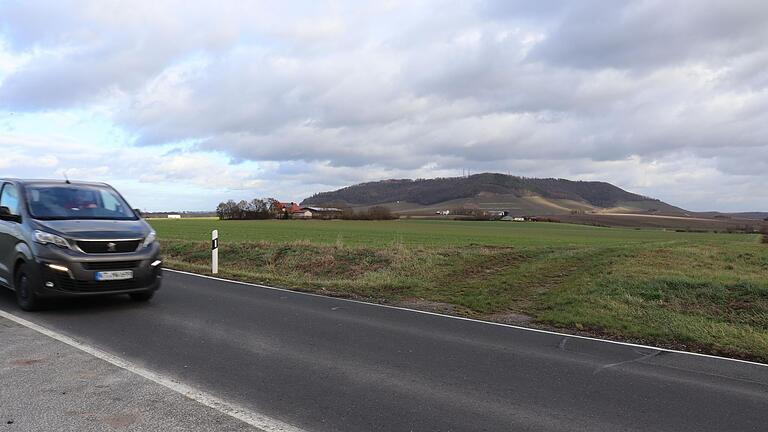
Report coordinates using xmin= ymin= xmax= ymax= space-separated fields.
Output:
xmin=212 ymin=229 xmax=219 ymax=274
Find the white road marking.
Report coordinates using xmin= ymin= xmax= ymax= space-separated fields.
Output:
xmin=0 ymin=309 xmax=306 ymax=432
xmin=594 ymin=349 xmax=662 ymax=375
xmin=166 ymin=268 xmax=768 ymax=368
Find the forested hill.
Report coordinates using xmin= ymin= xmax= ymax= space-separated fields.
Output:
xmin=301 ymin=173 xmax=658 ymax=208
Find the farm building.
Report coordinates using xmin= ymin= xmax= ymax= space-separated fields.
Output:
xmin=500 ymin=216 xmax=527 ymax=222
xmin=301 ymin=207 xmax=344 ymax=219
xmin=292 ymin=209 xmax=313 ymax=219
xmin=167 ymin=214 xmax=181 ymax=219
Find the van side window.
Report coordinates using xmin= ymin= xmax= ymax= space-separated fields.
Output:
xmin=0 ymin=184 xmax=19 ymax=215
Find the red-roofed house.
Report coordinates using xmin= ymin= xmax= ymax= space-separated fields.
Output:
xmin=274 ymin=202 xmax=302 ymax=214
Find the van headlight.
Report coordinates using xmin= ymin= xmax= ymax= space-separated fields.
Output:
xmin=34 ymin=230 xmax=71 ymax=249
xmin=142 ymin=231 xmax=156 ymax=248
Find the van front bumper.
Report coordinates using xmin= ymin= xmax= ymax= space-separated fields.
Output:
xmin=31 ymin=243 xmax=162 ymax=297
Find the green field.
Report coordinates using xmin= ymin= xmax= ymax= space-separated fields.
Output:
xmin=150 ymin=218 xmax=750 ymax=247
xmin=150 ymin=219 xmax=768 ymax=362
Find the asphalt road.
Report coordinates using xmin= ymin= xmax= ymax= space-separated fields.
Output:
xmin=1 ymin=270 xmax=767 ymax=432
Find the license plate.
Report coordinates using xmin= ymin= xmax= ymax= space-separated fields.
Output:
xmin=95 ymin=270 xmax=134 ymax=281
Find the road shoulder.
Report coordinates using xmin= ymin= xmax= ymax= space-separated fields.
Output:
xmin=0 ymin=315 xmax=259 ymax=432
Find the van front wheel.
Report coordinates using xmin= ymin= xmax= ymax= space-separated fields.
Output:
xmin=15 ymin=262 xmax=42 ymax=311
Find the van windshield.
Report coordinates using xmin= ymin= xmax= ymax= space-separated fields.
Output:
xmin=25 ymin=184 xmax=138 ymax=220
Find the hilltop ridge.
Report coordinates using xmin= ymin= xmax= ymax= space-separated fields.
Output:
xmin=301 ymin=173 xmax=684 ymax=216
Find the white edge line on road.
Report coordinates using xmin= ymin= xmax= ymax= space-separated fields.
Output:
xmin=165 ymin=268 xmax=768 ymax=368
xmin=0 ymin=309 xmax=306 ymax=432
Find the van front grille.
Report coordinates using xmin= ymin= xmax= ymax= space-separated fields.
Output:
xmin=81 ymin=261 xmax=140 ymax=271
xmin=77 ymin=240 xmax=141 ymax=254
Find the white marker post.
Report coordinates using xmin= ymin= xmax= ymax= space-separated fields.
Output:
xmin=211 ymin=229 xmax=219 ymax=274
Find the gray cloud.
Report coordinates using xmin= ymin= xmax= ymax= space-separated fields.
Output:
xmin=526 ymin=0 xmax=768 ymax=69
xmin=1 ymin=0 xmax=768 ymax=211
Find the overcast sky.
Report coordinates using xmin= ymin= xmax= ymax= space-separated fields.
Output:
xmin=1 ymin=0 xmax=767 ymax=211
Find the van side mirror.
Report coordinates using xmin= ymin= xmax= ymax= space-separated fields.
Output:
xmin=0 ymin=206 xmax=21 ymax=223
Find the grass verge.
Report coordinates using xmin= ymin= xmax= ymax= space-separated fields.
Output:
xmin=160 ymin=233 xmax=768 ymax=363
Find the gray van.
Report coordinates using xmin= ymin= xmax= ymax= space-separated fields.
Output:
xmin=0 ymin=179 xmax=162 ymax=310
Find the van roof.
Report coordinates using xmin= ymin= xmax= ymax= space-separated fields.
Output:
xmin=2 ymin=179 xmax=110 ymax=187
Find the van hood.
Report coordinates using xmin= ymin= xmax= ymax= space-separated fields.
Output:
xmin=33 ymin=219 xmax=151 ymax=240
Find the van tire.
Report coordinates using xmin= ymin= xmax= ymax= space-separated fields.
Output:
xmin=15 ymin=262 xmax=42 ymax=311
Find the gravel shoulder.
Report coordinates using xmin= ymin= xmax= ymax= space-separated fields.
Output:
xmin=0 ymin=316 xmax=259 ymax=432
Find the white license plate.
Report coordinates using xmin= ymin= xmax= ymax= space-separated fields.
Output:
xmin=95 ymin=270 xmax=134 ymax=281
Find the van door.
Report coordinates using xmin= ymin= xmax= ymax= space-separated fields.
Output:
xmin=0 ymin=183 xmax=22 ymax=286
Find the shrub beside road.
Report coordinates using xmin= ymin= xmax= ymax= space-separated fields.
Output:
xmin=151 ymin=219 xmax=768 ymax=362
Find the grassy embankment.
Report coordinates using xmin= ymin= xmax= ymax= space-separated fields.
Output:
xmin=150 ymin=218 xmax=768 ymax=362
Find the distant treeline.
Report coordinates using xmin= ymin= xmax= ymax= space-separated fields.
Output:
xmin=215 ymin=199 xmax=397 ymax=220
xmin=339 ymin=206 xmax=397 ymax=220
xmin=216 ymin=199 xmax=281 ymax=220
xmin=308 ymin=204 xmax=398 ymax=220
